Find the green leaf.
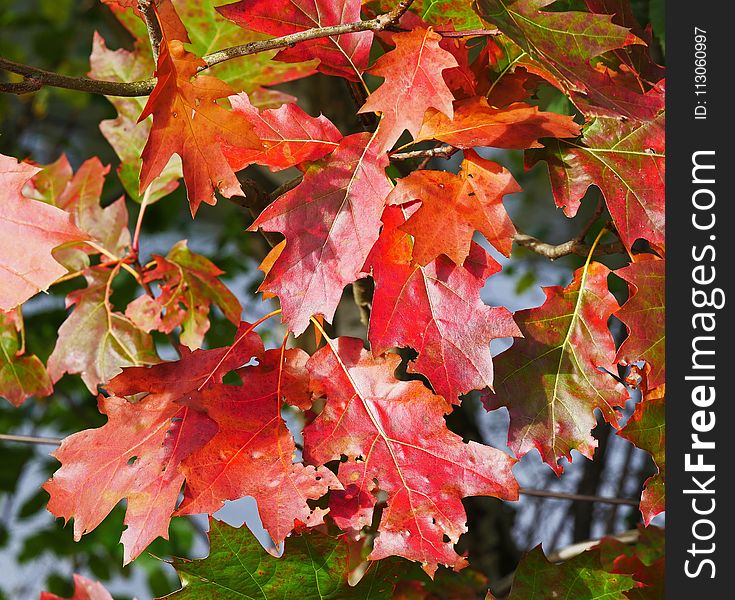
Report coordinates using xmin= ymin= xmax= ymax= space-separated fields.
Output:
xmin=169 ymin=519 xmax=401 ymax=599
xmin=0 ymin=308 xmax=52 ymax=407
xmin=506 ymin=546 xmax=636 ymax=599
xmin=47 ymin=267 xmax=159 ymax=393
xmin=375 ymin=0 xmax=483 ymax=30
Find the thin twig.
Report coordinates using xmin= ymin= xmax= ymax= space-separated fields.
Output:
xmin=138 ymin=0 xmax=163 ymax=64
xmin=512 ymin=233 xmax=625 ymax=259
xmin=0 ymin=0 xmax=417 ymax=97
xmin=390 ymin=144 xmax=458 ymax=162
xmin=0 ymin=433 xmax=64 ymax=446
xmin=518 ymin=488 xmax=638 ymax=507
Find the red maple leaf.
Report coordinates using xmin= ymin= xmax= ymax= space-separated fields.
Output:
xmin=367 ymin=206 xmax=520 ymax=402
xmin=303 ymin=337 xmax=518 ymax=575
xmin=139 ymin=4 xmax=261 ymax=215
xmin=359 ymin=27 xmax=458 ymax=152
xmin=387 ymin=149 xmax=521 ymax=264
xmin=0 ymin=154 xmax=88 ymax=311
xmin=415 ymin=96 xmax=580 ymax=150
xmin=613 ymin=257 xmax=665 ymax=388
xmin=487 ymin=262 xmax=627 ymax=473
xmin=218 ymin=0 xmax=372 ymax=80
xmin=225 ymin=92 xmax=342 ymax=171
xmin=250 ymin=132 xmax=391 ymax=335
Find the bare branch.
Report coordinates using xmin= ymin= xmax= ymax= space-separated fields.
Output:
xmin=138 ymin=0 xmax=164 ymax=64
xmin=0 ymin=433 xmax=64 ymax=446
xmin=518 ymin=487 xmax=638 ymax=506
xmin=390 ymin=144 xmax=458 ymax=161
xmin=0 ymin=56 xmax=155 ymax=97
xmin=513 ymin=233 xmax=625 ymax=259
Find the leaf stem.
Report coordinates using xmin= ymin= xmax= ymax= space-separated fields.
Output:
xmin=132 ymin=187 xmax=152 ymax=254
xmin=84 ymin=241 xmax=142 ymax=283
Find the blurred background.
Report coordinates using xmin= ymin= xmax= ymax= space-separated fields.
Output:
xmin=0 ymin=0 xmax=664 ymax=598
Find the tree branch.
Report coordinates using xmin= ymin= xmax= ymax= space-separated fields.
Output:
xmin=390 ymin=144 xmax=458 ymax=162
xmin=0 ymin=0 xmax=418 ymax=97
xmin=0 ymin=56 xmax=155 ymax=97
xmin=0 ymin=433 xmax=64 ymax=446
xmin=513 ymin=233 xmax=624 ymax=259
xmin=138 ymin=0 xmax=163 ymax=64
xmin=517 ymin=487 xmax=638 ymax=506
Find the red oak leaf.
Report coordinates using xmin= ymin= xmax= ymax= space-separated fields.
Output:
xmin=139 ymin=4 xmax=261 ymax=216
xmin=415 ymin=96 xmax=580 ymax=150
xmin=474 ymin=0 xmax=657 ymax=120
xmin=527 ymin=112 xmax=665 ymax=252
xmin=618 ymin=388 xmax=665 ymax=525
xmin=176 ymin=347 xmax=340 ymax=545
xmin=225 ymin=92 xmax=342 ymax=171
xmin=387 ymin=149 xmax=521 ymax=264
xmin=359 ymin=28 xmax=458 ymax=152
xmin=367 ymin=206 xmax=521 ymax=402
xmin=486 ymin=262 xmax=627 ymax=473
xmin=250 ymin=132 xmax=391 ymax=335
xmin=26 ymin=156 xmax=131 ymax=270
xmin=44 ymin=393 xmax=217 ymax=564
xmin=613 ymin=257 xmax=665 ymax=389
xmin=0 ymin=154 xmax=88 ymax=311
xmin=303 ymin=337 xmax=518 ymax=575
xmin=47 ymin=267 xmax=159 ymax=393
xmin=44 ymin=323 xmax=264 ymax=563
xmin=218 ymin=0 xmax=372 ymax=80
xmin=126 ymin=240 xmax=242 ymax=350
xmin=40 ymin=574 xmax=113 ymax=600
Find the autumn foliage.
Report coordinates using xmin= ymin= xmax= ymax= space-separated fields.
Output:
xmin=0 ymin=0 xmax=665 ymax=597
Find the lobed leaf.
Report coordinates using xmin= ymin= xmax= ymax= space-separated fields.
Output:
xmin=0 ymin=155 xmax=88 ymax=311
xmin=169 ymin=519 xmax=402 ymax=598
xmin=250 ymin=132 xmax=392 ymax=335
xmin=527 ymin=112 xmax=665 ymax=252
xmin=360 ymin=27 xmax=458 ymax=153
xmin=127 ymin=240 xmax=242 ymax=350
xmin=367 ymin=206 xmax=520 ymax=402
xmin=487 ymin=262 xmax=626 ymax=473
xmin=303 ymin=337 xmax=518 ymax=575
